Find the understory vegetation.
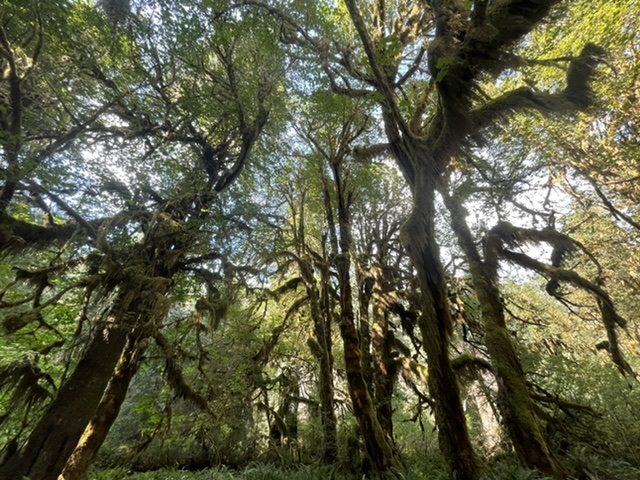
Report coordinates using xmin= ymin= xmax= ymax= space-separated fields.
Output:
xmin=1 ymin=1 xmax=639 ymax=479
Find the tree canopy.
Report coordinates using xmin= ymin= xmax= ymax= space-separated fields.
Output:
xmin=1 ymin=1 xmax=639 ymax=480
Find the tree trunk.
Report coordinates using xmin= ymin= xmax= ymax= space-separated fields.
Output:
xmin=333 ymin=166 xmax=398 ymax=472
xmin=337 ymin=270 xmax=398 ymax=472
xmin=284 ymin=382 xmax=300 ymax=447
xmin=60 ymin=336 xmax=143 ymax=480
xmin=320 ymin=322 xmax=338 ymax=464
xmin=318 ymin=262 xmax=339 ymax=464
xmin=371 ymin=271 xmax=396 ymax=443
xmin=300 ymin=256 xmax=338 ymax=464
xmin=400 ymin=172 xmax=478 ymax=480
xmin=357 ymin=271 xmax=375 ymax=394
xmin=0 ymin=254 xmax=173 ymax=480
xmin=443 ymin=190 xmax=566 ymax=478
xmin=0 ymin=323 xmax=127 ymax=480
xmin=314 ymin=312 xmax=339 ymax=464
xmin=483 ymin=310 xmax=564 ymax=477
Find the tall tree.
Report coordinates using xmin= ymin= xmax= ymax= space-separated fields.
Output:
xmin=225 ymin=1 xmax=610 ymax=477
xmin=0 ymin=2 xmax=285 ymax=478
xmin=298 ymin=93 xmax=401 ymax=471
xmin=278 ymin=175 xmax=340 ymax=464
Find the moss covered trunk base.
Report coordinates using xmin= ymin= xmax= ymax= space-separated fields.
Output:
xmin=0 ymin=324 xmax=127 ymax=480
xmin=60 ymin=337 xmax=142 ymax=480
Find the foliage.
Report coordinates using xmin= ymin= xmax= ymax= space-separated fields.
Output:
xmin=2 ymin=1 xmax=640 ymax=479
xmin=89 ymin=464 xmax=361 ymax=480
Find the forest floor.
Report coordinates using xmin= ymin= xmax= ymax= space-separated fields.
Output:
xmin=87 ymin=463 xmax=545 ymax=480
xmin=89 ymin=465 xmax=402 ymax=480
xmin=88 ymin=456 xmax=640 ymax=480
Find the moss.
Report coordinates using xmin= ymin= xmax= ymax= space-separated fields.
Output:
xmin=484 ymin=320 xmax=565 ymax=476
xmin=486 ymin=0 xmax=556 ymax=47
xmin=467 ymin=24 xmax=500 ymax=44
xmin=1 ymin=310 xmax=39 ymax=334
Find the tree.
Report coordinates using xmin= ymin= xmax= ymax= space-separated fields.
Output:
xmin=297 ymin=93 xmax=401 ymax=471
xmin=1 ymin=1 xmax=638 ymax=478
xmin=224 ymin=1 xmax=613 ymax=477
xmin=0 ymin=2 xmax=285 ymax=478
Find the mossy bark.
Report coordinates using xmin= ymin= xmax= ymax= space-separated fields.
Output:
xmin=299 ymin=255 xmax=338 ymax=464
xmin=318 ymin=246 xmax=339 ymax=464
xmin=443 ymin=191 xmax=566 ymax=479
xmin=337 ymin=267 xmax=398 ymax=472
xmin=312 ymin=298 xmax=339 ymax=464
xmin=0 ymin=249 xmax=174 ymax=480
xmin=357 ymin=272 xmax=375 ymax=394
xmin=333 ymin=161 xmax=398 ymax=472
xmin=60 ymin=337 xmax=142 ymax=480
xmin=0 ymin=323 xmax=128 ymax=480
xmin=371 ymin=270 xmax=396 ymax=443
xmin=483 ymin=319 xmax=564 ymax=477
xmin=400 ymin=175 xmax=479 ymax=480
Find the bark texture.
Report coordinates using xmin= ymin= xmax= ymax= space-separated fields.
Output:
xmin=334 ymin=163 xmax=399 ymax=472
xmin=399 ymin=171 xmax=478 ymax=479
xmin=60 ymin=337 xmax=143 ymax=480
xmin=371 ymin=268 xmax=397 ymax=443
xmin=306 ymin=270 xmax=339 ymax=464
xmin=0 ymin=324 xmax=127 ymax=480
xmin=443 ymin=190 xmax=566 ymax=478
xmin=296 ymin=189 xmax=338 ymax=464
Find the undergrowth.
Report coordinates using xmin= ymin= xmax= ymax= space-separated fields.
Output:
xmin=90 ymin=464 xmax=357 ymax=480
xmin=89 ymin=451 xmax=640 ymax=480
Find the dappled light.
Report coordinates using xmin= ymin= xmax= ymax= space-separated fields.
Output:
xmin=1 ymin=2 xmax=639 ymax=480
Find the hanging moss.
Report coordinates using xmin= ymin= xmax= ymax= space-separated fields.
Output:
xmin=486 ymin=0 xmax=558 ymax=48
xmin=0 ymin=214 xmax=79 ymax=254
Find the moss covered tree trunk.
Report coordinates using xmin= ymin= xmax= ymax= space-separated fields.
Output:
xmin=357 ymin=271 xmax=375 ymax=394
xmin=60 ymin=337 xmax=143 ymax=480
xmin=399 ymin=171 xmax=478 ymax=480
xmin=0 ymin=223 xmax=177 ymax=480
xmin=443 ymin=190 xmax=566 ymax=478
xmin=298 ymin=248 xmax=338 ymax=464
xmin=311 ymin=293 xmax=339 ymax=464
xmin=0 ymin=264 xmax=172 ymax=480
xmin=371 ymin=269 xmax=396 ymax=443
xmin=0 ymin=323 xmax=128 ymax=480
xmin=333 ymin=160 xmax=398 ymax=472
xmin=337 ymin=255 xmax=398 ymax=472
xmin=318 ymin=232 xmax=339 ymax=464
